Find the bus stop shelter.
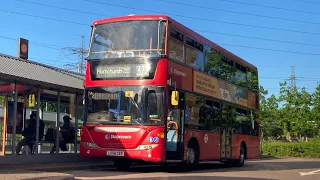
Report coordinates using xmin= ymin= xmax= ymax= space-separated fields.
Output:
xmin=0 ymin=53 xmax=85 ymax=164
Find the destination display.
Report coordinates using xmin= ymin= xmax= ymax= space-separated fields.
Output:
xmin=91 ymin=64 xmax=150 ymax=79
xmin=89 ymin=58 xmax=160 ymax=80
xmin=90 ymin=92 xmax=119 ymax=100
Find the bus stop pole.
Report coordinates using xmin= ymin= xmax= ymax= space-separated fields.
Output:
xmin=74 ymin=92 xmax=78 ymax=154
xmin=56 ymin=89 xmax=60 ymax=154
xmin=35 ymin=86 xmax=40 ymax=155
xmin=12 ymin=81 xmax=18 ymax=155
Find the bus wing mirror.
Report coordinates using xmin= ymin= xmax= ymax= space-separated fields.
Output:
xmin=171 ymin=91 xmax=179 ymax=106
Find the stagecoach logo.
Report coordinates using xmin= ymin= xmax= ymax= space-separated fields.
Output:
xmin=170 ymin=67 xmax=186 ymax=77
xmin=105 ymin=134 xmax=111 ymax=140
xmin=105 ymin=134 xmax=132 ymax=140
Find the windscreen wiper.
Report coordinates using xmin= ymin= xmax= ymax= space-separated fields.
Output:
xmin=128 ymin=97 xmax=151 ymax=132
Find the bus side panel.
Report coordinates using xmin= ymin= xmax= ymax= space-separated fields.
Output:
xmin=246 ymin=136 xmax=260 ymax=159
xmin=201 ymin=132 xmax=220 ymax=160
xmin=184 ymin=130 xmax=221 ymax=161
xmin=233 ymin=135 xmax=260 ymax=159
xmin=232 ymin=135 xmax=248 ymax=159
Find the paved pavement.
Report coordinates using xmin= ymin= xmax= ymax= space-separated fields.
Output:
xmin=0 ymin=162 xmax=110 ymax=180
xmin=0 ymin=169 xmax=74 ymax=180
xmin=1 ymin=157 xmax=320 ymax=180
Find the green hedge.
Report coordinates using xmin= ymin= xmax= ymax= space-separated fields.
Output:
xmin=262 ymin=140 xmax=320 ymax=158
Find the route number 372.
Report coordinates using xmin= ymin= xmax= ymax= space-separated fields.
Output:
xmin=136 ymin=65 xmax=150 ymax=77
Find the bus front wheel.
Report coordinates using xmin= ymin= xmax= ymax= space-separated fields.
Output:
xmin=182 ymin=144 xmax=199 ymax=171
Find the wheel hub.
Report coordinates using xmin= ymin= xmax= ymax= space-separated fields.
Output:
xmin=188 ymin=148 xmax=195 ymax=163
xmin=240 ymin=147 xmax=245 ymax=163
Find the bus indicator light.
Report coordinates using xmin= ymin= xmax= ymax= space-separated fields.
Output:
xmin=157 ymin=133 xmax=164 ymax=139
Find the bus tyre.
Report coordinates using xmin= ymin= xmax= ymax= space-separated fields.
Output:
xmin=234 ymin=144 xmax=245 ymax=167
xmin=113 ymin=159 xmax=132 ymax=170
xmin=183 ymin=146 xmax=199 ymax=171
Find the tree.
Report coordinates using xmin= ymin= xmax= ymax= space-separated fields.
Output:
xmin=259 ymin=86 xmax=281 ymax=139
xmin=278 ymin=81 xmax=313 ymax=141
xmin=311 ymin=83 xmax=320 ymax=137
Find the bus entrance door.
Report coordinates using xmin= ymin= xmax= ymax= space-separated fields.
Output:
xmin=220 ymin=104 xmax=232 ymax=160
xmin=166 ymin=90 xmax=184 ymax=161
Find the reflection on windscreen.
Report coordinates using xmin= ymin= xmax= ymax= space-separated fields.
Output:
xmin=88 ymin=20 xmax=166 ymax=60
xmin=87 ymin=86 xmax=164 ymax=126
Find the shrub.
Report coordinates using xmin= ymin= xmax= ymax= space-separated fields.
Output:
xmin=262 ymin=140 xmax=320 ymax=158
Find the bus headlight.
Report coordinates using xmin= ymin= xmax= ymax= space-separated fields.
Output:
xmin=82 ymin=142 xmax=98 ymax=148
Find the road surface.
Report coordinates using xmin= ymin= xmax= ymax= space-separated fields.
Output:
xmin=33 ymin=157 xmax=320 ymax=180
xmin=1 ymin=157 xmax=319 ymax=179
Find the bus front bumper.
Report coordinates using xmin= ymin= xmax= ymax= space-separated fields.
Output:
xmin=80 ymin=143 xmax=165 ymax=163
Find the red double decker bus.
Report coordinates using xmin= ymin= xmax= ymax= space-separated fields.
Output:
xmin=80 ymin=14 xmax=260 ymax=170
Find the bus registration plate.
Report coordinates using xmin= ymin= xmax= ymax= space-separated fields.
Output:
xmin=106 ymin=151 xmax=124 ymax=156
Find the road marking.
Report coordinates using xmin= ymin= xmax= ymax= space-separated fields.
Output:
xmin=299 ymin=169 xmax=320 ymax=176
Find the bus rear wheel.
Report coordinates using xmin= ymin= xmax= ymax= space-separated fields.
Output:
xmin=113 ymin=159 xmax=132 ymax=170
xmin=233 ymin=144 xmax=245 ymax=167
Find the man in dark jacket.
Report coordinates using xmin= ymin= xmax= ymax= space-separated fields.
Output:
xmin=50 ymin=115 xmax=75 ymax=154
xmin=16 ymin=112 xmax=45 ymax=154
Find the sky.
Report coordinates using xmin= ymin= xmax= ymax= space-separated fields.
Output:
xmin=1 ymin=0 xmax=320 ymax=98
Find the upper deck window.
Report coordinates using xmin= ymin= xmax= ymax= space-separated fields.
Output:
xmin=88 ymin=20 xmax=166 ymax=60
xmin=169 ymin=29 xmax=185 ymax=63
xmin=170 ymin=29 xmax=184 ymax=42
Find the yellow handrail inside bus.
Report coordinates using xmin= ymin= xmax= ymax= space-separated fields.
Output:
xmin=167 ymin=121 xmax=178 ymax=138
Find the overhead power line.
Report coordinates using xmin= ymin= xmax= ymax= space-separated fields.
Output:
xmin=30 ymin=57 xmax=75 ymax=65
xmin=0 ymin=35 xmax=78 ymax=51
xmin=260 ymin=76 xmax=320 ymax=81
xmin=216 ymin=43 xmax=320 ymax=56
xmin=0 ymin=35 xmax=61 ymax=50
xmin=288 ymin=0 xmax=320 ymax=5
xmin=16 ymin=0 xmax=107 ymax=17
xmin=3 ymin=1 xmax=320 ymax=56
xmin=82 ymin=0 xmax=320 ymax=36
xmin=155 ymin=0 xmax=320 ymax=25
xmin=0 ymin=9 xmax=88 ymax=27
xmin=217 ymin=0 xmax=320 ymax=15
xmin=3 ymin=32 xmax=320 ymax=57
xmin=2 ymin=23 xmax=320 ymax=57
xmin=16 ymin=0 xmax=320 ymax=46
xmin=12 ymin=1 xmax=320 ymax=48
xmin=197 ymin=30 xmax=320 ymax=47
xmin=63 ymin=36 xmax=88 ymax=74
xmin=0 ymin=21 xmax=80 ymax=41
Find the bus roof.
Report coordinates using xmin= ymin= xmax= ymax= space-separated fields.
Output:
xmin=92 ymin=14 xmax=169 ymax=25
xmin=92 ymin=15 xmax=257 ymax=72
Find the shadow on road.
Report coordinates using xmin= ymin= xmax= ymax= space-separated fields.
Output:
xmin=109 ymin=176 xmax=272 ymax=180
xmin=21 ymin=158 xmax=320 ymax=176
xmin=84 ymin=159 xmax=320 ymax=174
